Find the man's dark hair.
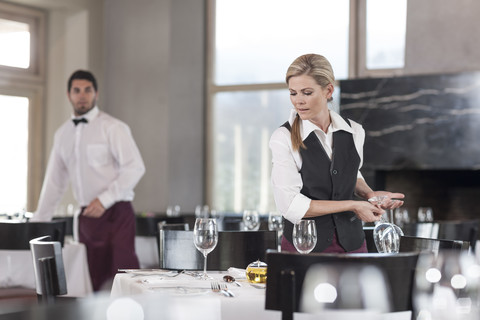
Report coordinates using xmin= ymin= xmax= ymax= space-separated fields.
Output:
xmin=67 ymin=70 xmax=98 ymax=92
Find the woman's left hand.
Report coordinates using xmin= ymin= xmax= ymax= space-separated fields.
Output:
xmin=369 ymin=191 xmax=405 ymax=210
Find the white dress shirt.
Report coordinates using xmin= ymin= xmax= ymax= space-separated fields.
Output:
xmin=269 ymin=109 xmax=365 ymax=224
xmin=33 ymin=106 xmax=145 ymax=221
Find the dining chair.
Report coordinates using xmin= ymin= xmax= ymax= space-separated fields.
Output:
xmin=265 ymin=251 xmax=420 ymax=320
xmin=158 ymin=230 xmax=277 ymax=270
xmin=29 ymin=236 xmax=67 ymax=305
xmin=363 ymin=226 xmax=378 ymax=253
xmin=0 ymin=220 xmax=66 ymax=250
xmin=402 ymin=219 xmax=479 ymax=250
xmin=399 ymin=235 xmax=470 ymax=254
xmin=136 ymin=216 xmax=185 ymax=237
xmin=0 ymin=221 xmax=66 ymax=302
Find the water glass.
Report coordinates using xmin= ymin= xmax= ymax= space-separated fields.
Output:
xmin=394 ymin=207 xmax=410 ymax=227
xmin=243 ymin=210 xmax=260 ymax=231
xmin=166 ymin=205 xmax=181 ymax=217
xmin=193 ymin=218 xmax=218 ymax=279
xmin=195 ymin=205 xmax=210 ymax=218
xmin=418 ymin=207 xmax=434 ymax=222
xmin=293 ymin=220 xmax=317 ymax=254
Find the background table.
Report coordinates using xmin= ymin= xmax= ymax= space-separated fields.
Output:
xmin=0 ymin=238 xmax=93 ymax=297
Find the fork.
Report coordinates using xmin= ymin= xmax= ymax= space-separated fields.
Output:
xmin=211 ymin=281 xmax=233 ymax=297
xmin=219 ymin=282 xmax=235 ymax=297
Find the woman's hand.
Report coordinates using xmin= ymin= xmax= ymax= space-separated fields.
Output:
xmin=352 ymin=201 xmax=385 ymax=223
xmin=368 ymin=191 xmax=405 ymax=210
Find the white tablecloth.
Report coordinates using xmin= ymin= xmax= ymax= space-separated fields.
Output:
xmin=111 ymin=271 xmax=411 ymax=320
xmin=0 ymin=238 xmax=93 ymax=297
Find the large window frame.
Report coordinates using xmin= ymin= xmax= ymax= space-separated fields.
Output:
xmin=206 ymin=0 xmax=407 ymax=208
xmin=0 ymin=1 xmax=46 ymax=211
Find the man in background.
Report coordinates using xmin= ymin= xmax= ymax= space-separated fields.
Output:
xmin=33 ymin=70 xmax=145 ymax=291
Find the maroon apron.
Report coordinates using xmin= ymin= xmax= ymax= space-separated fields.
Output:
xmin=79 ymin=201 xmax=139 ymax=291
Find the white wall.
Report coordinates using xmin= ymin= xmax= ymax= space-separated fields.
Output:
xmin=103 ymin=0 xmax=205 ymax=213
xmin=405 ymin=0 xmax=480 ymax=74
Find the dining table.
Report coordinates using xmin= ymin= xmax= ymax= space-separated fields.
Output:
xmin=110 ymin=269 xmax=412 ymax=320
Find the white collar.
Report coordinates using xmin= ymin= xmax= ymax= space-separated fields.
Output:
xmin=288 ymin=109 xmax=354 ymax=141
xmin=71 ymin=106 xmax=99 ymax=122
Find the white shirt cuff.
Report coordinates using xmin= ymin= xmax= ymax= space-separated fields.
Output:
xmin=98 ymin=193 xmax=115 ymax=210
xmin=284 ymin=193 xmax=311 ymax=224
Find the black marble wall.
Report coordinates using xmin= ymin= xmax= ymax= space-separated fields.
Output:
xmin=340 ymin=72 xmax=480 ymax=219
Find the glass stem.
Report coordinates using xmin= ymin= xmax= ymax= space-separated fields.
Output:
xmin=203 ymin=252 xmax=208 ymax=276
xmin=388 ymin=209 xmax=394 ymax=223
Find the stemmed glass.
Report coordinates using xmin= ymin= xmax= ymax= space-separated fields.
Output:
xmin=268 ymin=211 xmax=283 ymax=251
xmin=243 ymin=210 xmax=260 ymax=231
xmin=195 ymin=205 xmax=210 ymax=218
xmin=370 ymin=196 xmax=404 ymax=253
xmin=418 ymin=207 xmax=434 ymax=222
xmin=193 ymin=218 xmax=218 ymax=279
xmin=293 ymin=220 xmax=317 ymax=254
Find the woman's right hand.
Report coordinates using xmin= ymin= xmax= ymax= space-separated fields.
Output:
xmin=352 ymin=201 xmax=384 ymax=223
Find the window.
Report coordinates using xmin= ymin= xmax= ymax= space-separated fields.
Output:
xmin=207 ymin=0 xmax=350 ymax=213
xmin=207 ymin=0 xmax=407 ymax=213
xmin=0 ymin=2 xmax=45 ymax=214
xmin=366 ymin=0 xmax=407 ymax=70
xmin=0 ymin=2 xmax=45 ymax=80
xmin=357 ymin=0 xmax=408 ymax=76
xmin=0 ymin=95 xmax=29 ymax=214
xmin=0 ymin=18 xmax=30 ymax=68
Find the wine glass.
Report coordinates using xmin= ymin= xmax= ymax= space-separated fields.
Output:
xmin=193 ymin=218 xmax=218 ymax=280
xmin=370 ymin=196 xmax=404 ymax=253
xmin=195 ymin=205 xmax=210 ymax=218
xmin=293 ymin=220 xmax=317 ymax=254
xmin=413 ymin=250 xmax=480 ymax=320
xmin=394 ymin=207 xmax=410 ymax=228
xmin=166 ymin=205 xmax=181 ymax=217
xmin=418 ymin=207 xmax=434 ymax=222
xmin=243 ymin=210 xmax=260 ymax=231
xmin=268 ymin=211 xmax=283 ymax=251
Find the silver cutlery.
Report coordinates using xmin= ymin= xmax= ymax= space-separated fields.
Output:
xmin=219 ymin=282 xmax=235 ymax=297
xmin=211 ymin=281 xmax=234 ymax=297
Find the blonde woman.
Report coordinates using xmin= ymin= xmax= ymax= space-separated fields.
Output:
xmin=269 ymin=54 xmax=404 ymax=253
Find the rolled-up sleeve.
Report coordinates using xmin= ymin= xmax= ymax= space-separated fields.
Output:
xmin=269 ymin=128 xmax=310 ymax=224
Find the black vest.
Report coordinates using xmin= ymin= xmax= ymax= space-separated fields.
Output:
xmin=282 ymin=120 xmax=365 ymax=252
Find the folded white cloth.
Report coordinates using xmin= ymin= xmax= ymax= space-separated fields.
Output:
xmin=227 ymin=267 xmax=246 ymax=280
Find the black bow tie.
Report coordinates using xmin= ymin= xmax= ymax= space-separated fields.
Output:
xmin=72 ymin=118 xmax=88 ymax=126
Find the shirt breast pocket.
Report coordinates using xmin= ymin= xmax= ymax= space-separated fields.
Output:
xmin=87 ymin=144 xmax=110 ymax=167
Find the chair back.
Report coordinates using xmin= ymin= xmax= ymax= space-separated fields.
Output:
xmin=136 ymin=216 xmax=185 ymax=236
xmin=208 ymin=230 xmax=277 ymax=270
xmin=363 ymin=226 xmax=378 ymax=253
xmin=159 ymin=230 xmax=202 ymax=270
xmin=403 ymin=219 xmax=479 ymax=250
xmin=265 ymin=251 xmax=419 ymax=320
xmin=399 ymin=235 xmax=470 ymax=254
xmin=158 ymin=230 xmax=277 ymax=270
xmin=0 ymin=221 xmax=66 ymax=250
xmin=29 ymin=236 xmax=67 ymax=304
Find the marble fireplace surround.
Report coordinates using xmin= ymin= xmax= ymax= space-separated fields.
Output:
xmin=340 ymin=71 xmax=480 ymax=220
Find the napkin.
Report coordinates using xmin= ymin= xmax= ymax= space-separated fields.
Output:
xmin=227 ymin=267 xmax=246 ymax=280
